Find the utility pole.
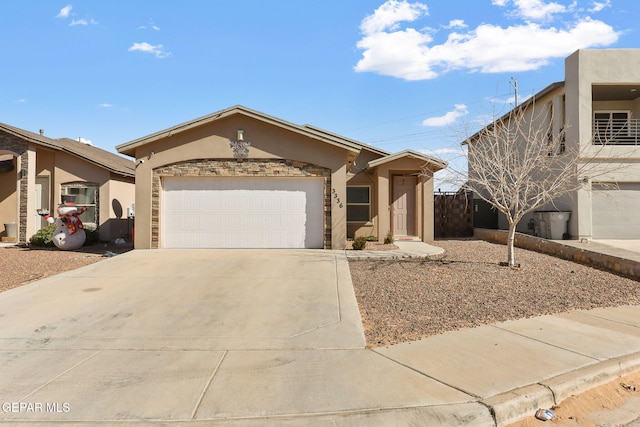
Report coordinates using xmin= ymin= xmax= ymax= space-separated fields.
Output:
xmin=510 ymin=77 xmax=519 ymax=107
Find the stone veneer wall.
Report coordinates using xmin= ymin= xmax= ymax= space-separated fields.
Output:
xmin=475 ymin=228 xmax=640 ymax=281
xmin=152 ymin=158 xmax=332 ymax=249
xmin=0 ymin=133 xmax=29 ymax=243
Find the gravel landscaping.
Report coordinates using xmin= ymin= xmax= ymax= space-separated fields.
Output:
xmin=349 ymin=239 xmax=640 ymax=348
xmin=0 ymin=242 xmax=133 ymax=293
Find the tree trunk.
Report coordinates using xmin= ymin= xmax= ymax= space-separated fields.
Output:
xmin=506 ymin=223 xmax=517 ymax=267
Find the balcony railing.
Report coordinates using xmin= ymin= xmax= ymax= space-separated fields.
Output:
xmin=593 ymin=118 xmax=640 ymax=145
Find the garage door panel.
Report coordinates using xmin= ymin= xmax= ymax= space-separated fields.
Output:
xmin=592 ymin=183 xmax=640 ymax=239
xmin=162 ymin=177 xmax=323 ymax=248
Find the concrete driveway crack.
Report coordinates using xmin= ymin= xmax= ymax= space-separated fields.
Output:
xmin=18 ymin=349 xmax=102 ymax=402
xmin=191 ymin=350 xmax=228 ymax=420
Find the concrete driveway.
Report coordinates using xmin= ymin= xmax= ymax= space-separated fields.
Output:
xmin=0 ymin=250 xmax=481 ymax=425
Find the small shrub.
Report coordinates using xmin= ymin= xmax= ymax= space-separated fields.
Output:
xmin=352 ymin=236 xmax=368 ymax=250
xmin=29 ymin=224 xmax=56 ymax=247
xmin=365 ymin=235 xmax=376 ymax=241
xmin=384 ymin=232 xmax=394 ymax=244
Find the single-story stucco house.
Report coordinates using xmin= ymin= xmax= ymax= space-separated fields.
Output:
xmin=116 ymin=105 xmax=447 ymax=250
xmin=0 ymin=123 xmax=135 ymax=244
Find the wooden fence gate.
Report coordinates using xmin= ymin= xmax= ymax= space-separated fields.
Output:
xmin=434 ymin=191 xmax=474 ymax=238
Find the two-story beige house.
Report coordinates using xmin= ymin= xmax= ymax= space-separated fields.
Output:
xmin=116 ymin=106 xmax=447 ymax=249
xmin=470 ymin=49 xmax=640 ymax=240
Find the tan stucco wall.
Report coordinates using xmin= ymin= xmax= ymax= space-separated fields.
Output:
xmin=372 ymin=157 xmax=437 ymax=242
xmin=101 ymin=175 xmax=135 ymax=240
xmin=130 ymin=115 xmax=355 ymax=249
xmin=565 ymin=49 xmax=640 ymax=239
xmin=0 ymin=157 xmax=18 ymax=238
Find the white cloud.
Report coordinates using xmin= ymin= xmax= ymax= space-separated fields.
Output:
xmin=589 ymin=0 xmax=611 ymax=12
xmin=69 ymin=18 xmax=97 ymax=26
xmin=57 ymin=4 xmax=72 ymax=18
xmin=78 ymin=137 xmax=92 ymax=145
xmin=422 ymin=104 xmax=468 ymax=127
xmin=128 ymin=42 xmax=171 ymax=59
xmin=360 ymin=0 xmax=428 ymax=35
xmin=16 ymin=99 xmax=27 ymax=104
xmin=57 ymin=5 xmax=97 ymax=27
xmin=98 ymin=103 xmax=114 ymax=108
xmin=445 ymin=19 xmax=467 ymax=29
xmin=508 ymin=0 xmax=568 ymax=21
xmin=139 ymin=20 xmax=161 ymax=31
xmin=354 ymin=0 xmax=619 ymax=81
xmin=356 ymin=28 xmax=436 ymax=80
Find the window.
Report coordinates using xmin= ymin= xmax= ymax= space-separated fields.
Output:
xmin=347 ymin=186 xmax=370 ymax=222
xmin=61 ymin=182 xmax=98 ymax=229
xmin=594 ymin=111 xmax=630 ymax=144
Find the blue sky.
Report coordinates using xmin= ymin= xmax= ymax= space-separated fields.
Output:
xmin=2 ymin=0 xmax=637 ymax=183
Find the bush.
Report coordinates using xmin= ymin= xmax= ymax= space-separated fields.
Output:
xmin=29 ymin=224 xmax=56 ymax=247
xmin=352 ymin=236 xmax=368 ymax=250
xmin=384 ymin=232 xmax=394 ymax=244
xmin=29 ymin=223 xmax=100 ymax=247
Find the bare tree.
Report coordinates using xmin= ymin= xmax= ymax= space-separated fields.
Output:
xmin=435 ymin=101 xmax=626 ymax=267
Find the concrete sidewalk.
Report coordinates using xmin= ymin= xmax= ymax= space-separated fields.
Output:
xmin=0 ymin=248 xmax=639 ymax=426
xmin=344 ymin=240 xmax=445 ymax=259
xmin=554 ymin=238 xmax=640 ymax=263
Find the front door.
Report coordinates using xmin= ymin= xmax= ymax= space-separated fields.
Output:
xmin=34 ymin=176 xmax=49 ymax=232
xmin=392 ymin=175 xmax=416 ymax=236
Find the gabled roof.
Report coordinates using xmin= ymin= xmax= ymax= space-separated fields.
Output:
xmin=367 ymin=149 xmax=448 ymax=171
xmin=116 ymin=105 xmax=365 ymax=156
xmin=301 ymin=124 xmax=390 ymax=157
xmin=0 ymin=122 xmax=134 ymax=177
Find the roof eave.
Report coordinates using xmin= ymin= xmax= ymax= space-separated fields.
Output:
xmin=116 ymin=105 xmax=363 ymax=156
xmin=0 ymin=123 xmax=61 ymax=151
xmin=367 ymin=149 xmax=448 ymax=171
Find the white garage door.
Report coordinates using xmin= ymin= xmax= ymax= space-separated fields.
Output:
xmin=592 ymin=183 xmax=640 ymax=239
xmin=163 ymin=177 xmax=324 ymax=248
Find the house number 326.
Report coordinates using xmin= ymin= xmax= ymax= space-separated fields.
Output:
xmin=331 ymin=188 xmax=344 ymax=208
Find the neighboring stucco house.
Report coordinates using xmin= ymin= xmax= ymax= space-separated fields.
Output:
xmin=468 ymin=49 xmax=640 ymax=240
xmin=0 ymin=123 xmax=135 ymax=244
xmin=116 ymin=105 xmax=447 ymax=249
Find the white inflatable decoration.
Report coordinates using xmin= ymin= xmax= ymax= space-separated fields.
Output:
xmin=41 ymin=205 xmax=87 ymax=250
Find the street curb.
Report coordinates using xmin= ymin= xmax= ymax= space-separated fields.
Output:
xmin=483 ymin=352 xmax=640 ymax=426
